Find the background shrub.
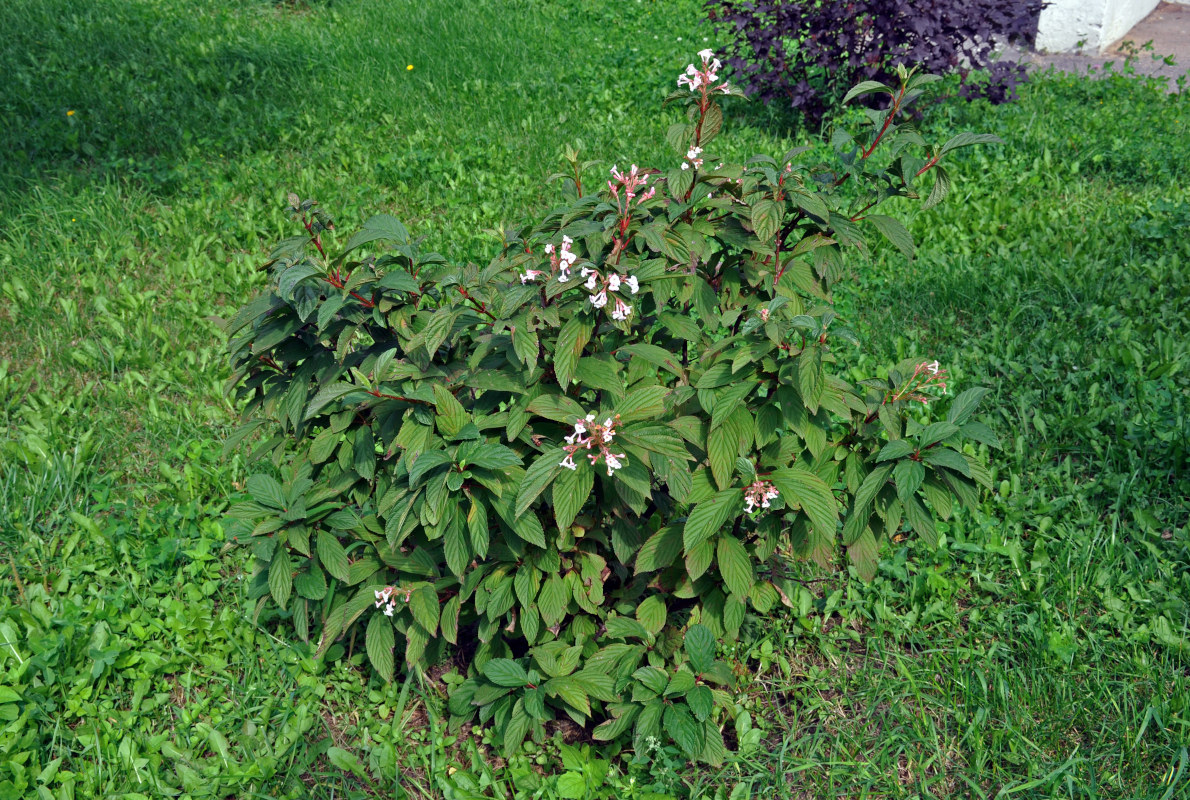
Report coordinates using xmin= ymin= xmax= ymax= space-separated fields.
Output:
xmin=224 ymin=58 xmax=999 ymax=762
xmin=707 ymin=0 xmax=1044 ymax=122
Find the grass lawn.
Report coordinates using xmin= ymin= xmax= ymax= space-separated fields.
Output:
xmin=1 ymin=0 xmax=1188 ymax=797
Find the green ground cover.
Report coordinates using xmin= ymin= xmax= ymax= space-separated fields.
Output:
xmin=0 ymin=0 xmax=1187 ymax=797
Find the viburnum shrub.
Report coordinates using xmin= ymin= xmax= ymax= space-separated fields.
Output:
xmin=708 ymin=0 xmax=1044 ymax=121
xmin=224 ymin=54 xmax=1000 ymax=763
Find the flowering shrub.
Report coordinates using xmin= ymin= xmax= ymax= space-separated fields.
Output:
xmin=225 ymin=54 xmax=1000 ymax=763
xmin=708 ymin=0 xmax=1044 ymax=121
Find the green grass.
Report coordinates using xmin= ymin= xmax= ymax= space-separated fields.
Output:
xmin=1 ymin=0 xmax=1188 ymax=797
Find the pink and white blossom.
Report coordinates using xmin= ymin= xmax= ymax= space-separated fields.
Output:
xmin=743 ymin=480 xmax=780 ymax=515
xmin=559 ymin=413 xmax=625 ymax=476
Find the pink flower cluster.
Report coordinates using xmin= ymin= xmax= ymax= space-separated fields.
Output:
xmin=892 ymin=360 xmax=949 ymax=404
xmin=521 ymin=235 xmax=579 ymax=284
xmin=559 ymin=413 xmax=626 ymax=477
xmin=374 ymin=585 xmax=412 ymax=617
xmin=608 ymin=164 xmax=654 ymax=205
xmin=743 ymin=480 xmax=780 ymax=515
xmin=677 ymin=49 xmax=729 ymax=93
xmin=582 ymin=266 xmax=638 ymax=321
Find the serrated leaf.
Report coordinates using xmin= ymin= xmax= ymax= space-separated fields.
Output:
xmin=664 ymin=703 xmax=704 ymax=757
xmin=365 ymin=611 xmax=395 ymax=683
xmin=877 ymin=440 xmax=915 ymax=462
xmin=515 ymin=448 xmax=565 ymax=516
xmin=768 ymin=467 xmax=837 ymax=542
xmin=483 ymin=658 xmax=529 ymax=688
xmin=866 ymin=214 xmax=914 ymax=258
xmin=554 ymin=316 xmax=592 ymax=389
xmin=894 ymin=459 xmax=926 ymax=503
xmin=635 ymin=525 xmax=683 ymax=574
xmin=716 ymin=535 xmax=753 ymax=599
xmin=409 ymin=584 xmax=440 ymax=636
xmin=843 ymin=79 xmax=892 ymax=104
xmin=687 ymin=685 xmax=713 ymax=722
xmin=247 ymin=474 xmax=286 ymax=510
xmin=683 ymin=490 xmax=743 ymax=553
xmin=939 ymin=132 xmax=1003 ymax=156
xmin=636 ymin=595 xmax=667 ymax=635
xmin=947 ymin=386 xmax=991 ymax=426
xmin=922 ymin=166 xmax=951 ymax=210
xmin=684 ymin=624 xmax=716 ymax=673
xmin=552 ymin=462 xmax=594 ymax=532
xmin=268 ymin=548 xmax=292 ymax=609
xmin=316 ymin=530 xmax=350 ymax=582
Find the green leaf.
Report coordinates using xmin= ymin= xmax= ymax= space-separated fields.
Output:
xmin=444 ymin=513 xmax=470 ymax=577
xmin=684 ymin=624 xmax=716 ymax=674
xmin=664 ymin=703 xmax=705 ymax=757
xmin=750 ymin=198 xmax=782 ymax=243
xmin=527 ymin=393 xmax=586 ymax=424
xmin=515 ymin=447 xmax=565 ymax=516
xmin=924 ymin=447 xmax=972 ymax=477
xmin=843 ymin=79 xmax=892 ymax=104
xmin=707 ymin=425 xmax=738 ymax=491
xmin=538 ymin=574 xmax=569 ymax=626
xmin=613 ymin=386 xmax=671 ymax=424
xmin=636 ymin=595 xmax=667 ymax=635
xmin=687 ymin=685 xmax=713 ymax=722
xmin=844 ymin=463 xmax=893 ymax=545
xmin=903 ymin=494 xmax=938 ymax=547
xmin=433 ymin=383 xmax=470 ymax=437
xmin=441 ymin=595 xmax=461 ymax=644
xmin=683 ymin=490 xmax=743 ymax=553
xmin=247 ymin=474 xmax=286 ymax=510
xmin=894 ymin=459 xmax=926 ymax=503
xmin=866 ymin=214 xmax=914 ymax=259
xmin=919 ymin=421 xmax=960 ymax=448
xmin=685 ymin=539 xmax=714 ymax=580
xmin=410 ymin=585 xmax=440 ymax=636
xmin=939 ymin=132 xmax=1003 ymax=156
xmin=268 ymin=548 xmax=292 ymax=609
xmin=552 ymin=462 xmax=594 ymax=531
xmin=554 ymin=316 xmax=592 ymax=389
xmin=466 ymin=443 xmax=523 ymax=470
xmin=316 ymin=530 xmax=350 ymax=582
xmin=768 ymin=467 xmax=838 ymax=541
xmin=947 ymin=387 xmax=991 ymax=426
xmin=556 ymin=773 xmax=588 ymax=799
xmin=847 ymin=529 xmax=879 ymax=581
xmin=503 ymin=700 xmax=532 ymax=757
xmin=716 ymin=535 xmax=753 ymax=599
xmin=365 ymin=611 xmax=395 ymax=683
xmin=877 ymin=440 xmax=915 ymax=462
xmin=619 ymin=343 xmax=685 ymax=377
xmin=483 ymin=658 xmax=529 ymax=688
xmin=635 ymin=525 xmax=683 ymax=574
xmin=408 ymin=450 xmax=453 ymax=488
xmin=339 ymin=213 xmax=409 ymax=258
xmin=922 ymin=166 xmax=951 ymax=210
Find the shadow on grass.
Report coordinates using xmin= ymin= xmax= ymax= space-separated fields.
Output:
xmin=0 ymin=0 xmax=328 ymax=195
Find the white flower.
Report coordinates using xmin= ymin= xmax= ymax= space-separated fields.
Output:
xmin=624 ymin=275 xmax=639 ymax=294
xmin=698 ymin=48 xmax=714 ymax=61
xmin=544 ymin=243 xmax=555 ymax=254
xmin=927 ymin=360 xmax=940 ymax=374
xmin=560 ymin=455 xmax=578 ymax=470
xmin=611 ymin=298 xmax=632 ymax=321
xmin=604 ymin=453 xmax=625 ymax=475
xmin=520 ymin=269 xmax=544 ymax=284
xmin=590 ymin=290 xmax=608 ymax=308
xmin=681 ymin=162 xmax=689 ymax=171
xmin=608 ymin=274 xmax=621 ymax=292
xmin=586 ymin=413 xmax=596 ymax=422
xmin=580 ymin=266 xmax=594 ymax=278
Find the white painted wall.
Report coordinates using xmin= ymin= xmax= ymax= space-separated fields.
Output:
xmin=1036 ymin=0 xmax=1162 ymax=52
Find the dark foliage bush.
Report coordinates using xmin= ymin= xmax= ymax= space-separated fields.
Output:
xmin=707 ymin=0 xmax=1044 ymax=121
